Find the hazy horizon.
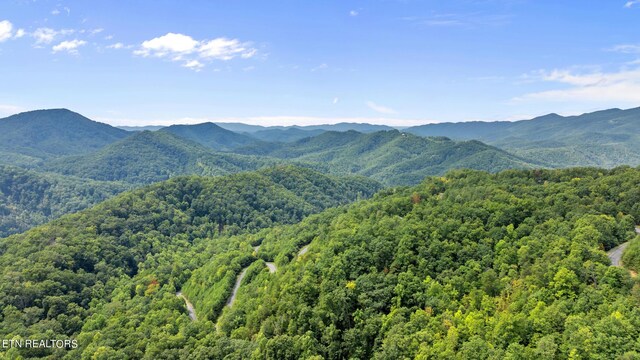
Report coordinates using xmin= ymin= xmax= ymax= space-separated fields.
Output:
xmin=4 ymin=105 xmax=639 ymax=128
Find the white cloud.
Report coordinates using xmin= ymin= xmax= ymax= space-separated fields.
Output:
xmin=183 ymin=60 xmax=204 ymax=71
xmin=15 ymin=29 xmax=25 ymax=38
xmin=609 ymin=44 xmax=640 ymax=53
xmin=350 ymin=10 xmax=359 ymax=16
xmin=366 ymin=101 xmax=397 ymax=114
xmin=333 ymin=97 xmax=339 ymax=104
xmin=90 ymin=28 xmax=104 ymax=35
xmin=52 ymin=39 xmax=86 ymax=54
xmin=32 ymin=27 xmax=74 ymax=44
xmin=135 ymin=33 xmax=199 ymax=57
xmin=199 ymin=37 xmax=256 ymax=60
xmin=0 ymin=20 xmax=13 ymax=42
xmin=515 ymin=66 xmax=640 ymax=104
xmin=51 ymin=9 xmax=60 ymax=15
xmin=134 ymin=32 xmax=257 ymax=70
xmin=625 ymin=0 xmax=640 ymax=8
xmin=107 ymin=42 xmax=127 ymax=49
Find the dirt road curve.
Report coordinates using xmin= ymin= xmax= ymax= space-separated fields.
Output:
xmin=607 ymin=227 xmax=640 ymax=267
xmin=227 ymin=268 xmax=248 ymax=307
xmin=176 ymin=291 xmax=197 ymax=321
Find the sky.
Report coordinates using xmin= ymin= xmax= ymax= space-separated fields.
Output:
xmin=1 ymin=0 xmax=639 ymax=127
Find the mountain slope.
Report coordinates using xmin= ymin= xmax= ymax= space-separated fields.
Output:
xmin=238 ymin=130 xmax=539 ymax=185
xmin=160 ymin=122 xmax=258 ymax=151
xmin=23 ymin=166 xmax=637 ymax=359
xmin=248 ymin=128 xmax=326 ymax=142
xmin=45 ymin=131 xmax=274 ymax=183
xmin=0 ymin=167 xmax=382 ymax=359
xmin=406 ymin=107 xmax=640 ymax=167
xmin=208 ymin=167 xmax=640 ymax=359
xmin=0 ymin=109 xmax=129 ymax=163
xmin=0 ymin=165 xmax=129 ymax=237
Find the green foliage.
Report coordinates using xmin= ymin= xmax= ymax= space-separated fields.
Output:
xmin=3 ymin=160 xmax=640 ymax=358
xmin=237 ymin=130 xmax=539 ymax=185
xmin=0 ymin=166 xmax=380 ymax=359
xmin=214 ymin=166 xmax=640 ymax=359
xmin=622 ymin=237 xmax=640 ymax=272
xmin=0 ymin=165 xmax=129 ymax=237
xmin=45 ymin=131 xmax=277 ymax=184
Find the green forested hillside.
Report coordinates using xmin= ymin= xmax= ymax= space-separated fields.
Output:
xmin=0 ymin=109 xmax=129 ymax=165
xmin=2 ymin=166 xmax=640 ymax=359
xmin=0 ymin=165 xmax=129 ymax=237
xmin=213 ymin=167 xmax=640 ymax=359
xmin=160 ymin=123 xmax=258 ymax=151
xmin=0 ymin=166 xmax=381 ymax=359
xmin=406 ymin=107 xmax=640 ymax=168
xmin=247 ymin=128 xmax=325 ymax=143
xmin=238 ymin=130 xmax=540 ymax=185
xmin=45 ymin=131 xmax=276 ymax=184
xmin=71 ymin=167 xmax=640 ymax=359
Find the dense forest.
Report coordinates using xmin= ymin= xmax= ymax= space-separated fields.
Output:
xmin=2 ymin=108 xmax=640 ymax=359
xmin=0 ymin=166 xmax=381 ymax=359
xmin=44 ymin=131 xmax=278 ymax=184
xmin=1 ymin=166 xmax=639 ymax=359
xmin=235 ymin=130 xmax=539 ymax=185
xmin=0 ymin=165 xmax=129 ymax=237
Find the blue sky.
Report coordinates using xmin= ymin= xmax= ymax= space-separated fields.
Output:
xmin=1 ymin=0 xmax=639 ymax=126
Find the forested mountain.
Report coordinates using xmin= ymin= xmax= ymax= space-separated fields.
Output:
xmin=160 ymin=123 xmax=258 ymax=151
xmin=248 ymin=128 xmax=326 ymax=143
xmin=3 ymin=166 xmax=639 ymax=359
xmin=0 ymin=109 xmax=544 ymax=187
xmin=0 ymin=109 xmax=129 ymax=165
xmin=0 ymin=166 xmax=381 ymax=359
xmin=44 ymin=131 xmax=275 ymax=184
xmin=0 ymin=165 xmax=129 ymax=237
xmin=237 ymin=130 xmax=540 ymax=185
xmin=406 ymin=107 xmax=640 ymax=168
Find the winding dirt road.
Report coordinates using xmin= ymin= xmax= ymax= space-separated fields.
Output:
xmin=227 ymin=268 xmax=248 ymax=307
xmin=176 ymin=291 xmax=197 ymax=321
xmin=607 ymin=227 xmax=640 ymax=267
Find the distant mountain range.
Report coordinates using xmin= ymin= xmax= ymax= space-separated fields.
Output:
xmin=0 ymin=108 xmax=547 ymax=185
xmin=119 ymin=122 xmax=396 ymax=143
xmin=405 ymin=107 xmax=640 ymax=167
